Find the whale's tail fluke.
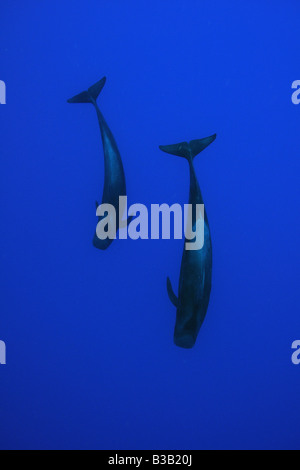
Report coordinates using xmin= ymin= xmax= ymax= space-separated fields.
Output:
xmin=67 ymin=77 xmax=106 ymax=104
xmin=159 ymin=134 xmax=216 ymax=160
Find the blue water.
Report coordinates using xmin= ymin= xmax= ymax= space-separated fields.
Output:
xmin=0 ymin=1 xmax=299 ymax=450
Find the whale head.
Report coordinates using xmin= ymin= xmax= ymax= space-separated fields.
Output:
xmin=174 ymin=331 xmax=196 ymax=349
xmin=173 ymin=305 xmax=199 ymax=349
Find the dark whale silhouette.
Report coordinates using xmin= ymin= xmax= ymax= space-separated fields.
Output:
xmin=68 ymin=77 xmax=129 ymax=250
xmin=159 ymin=134 xmax=216 ymax=348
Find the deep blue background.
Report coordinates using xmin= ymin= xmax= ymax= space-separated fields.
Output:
xmin=0 ymin=1 xmax=299 ymax=450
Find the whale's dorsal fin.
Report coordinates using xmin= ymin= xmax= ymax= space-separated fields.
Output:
xmin=167 ymin=277 xmax=179 ymax=308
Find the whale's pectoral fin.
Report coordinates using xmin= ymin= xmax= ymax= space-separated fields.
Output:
xmin=167 ymin=277 xmax=179 ymax=308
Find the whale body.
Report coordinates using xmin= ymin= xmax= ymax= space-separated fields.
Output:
xmin=68 ymin=77 xmax=129 ymax=250
xmin=159 ymin=134 xmax=216 ymax=348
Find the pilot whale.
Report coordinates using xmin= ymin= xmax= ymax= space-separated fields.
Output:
xmin=159 ymin=134 xmax=216 ymax=348
xmin=68 ymin=77 xmax=130 ymax=250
